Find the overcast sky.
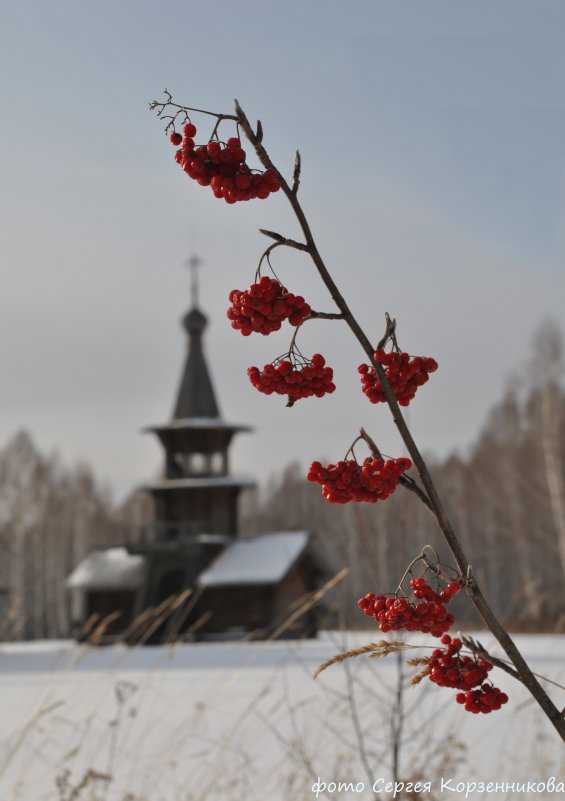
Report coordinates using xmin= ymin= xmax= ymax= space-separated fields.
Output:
xmin=1 ymin=1 xmax=564 ymax=502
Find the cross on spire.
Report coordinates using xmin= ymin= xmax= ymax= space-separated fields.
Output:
xmin=187 ymin=254 xmax=202 ymax=308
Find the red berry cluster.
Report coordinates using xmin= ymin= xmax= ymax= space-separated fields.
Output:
xmin=227 ymin=276 xmax=311 ymax=336
xmin=170 ymin=124 xmax=280 ymax=203
xmin=428 ymin=635 xmax=492 ymax=689
xmin=357 ymin=577 xmax=460 ymax=636
xmin=307 ymin=456 xmax=412 ymax=504
xmin=247 ymin=353 xmax=335 ymax=405
xmin=455 ymin=686 xmax=509 ymax=714
xmin=427 ymin=635 xmax=508 ymax=714
xmin=411 ymin=575 xmax=461 ymax=605
xmin=358 ymin=349 xmax=438 ymax=406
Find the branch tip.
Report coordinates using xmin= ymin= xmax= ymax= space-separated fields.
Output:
xmin=292 ymin=150 xmax=302 ymax=194
xmin=259 ymin=228 xmax=285 ymax=243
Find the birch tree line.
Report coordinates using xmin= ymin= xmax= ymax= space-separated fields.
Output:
xmin=0 ymin=431 xmax=119 ymax=639
xmin=0 ymin=322 xmax=563 ymax=638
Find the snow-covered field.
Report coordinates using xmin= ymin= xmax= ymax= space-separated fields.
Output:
xmin=0 ymin=633 xmax=563 ymax=801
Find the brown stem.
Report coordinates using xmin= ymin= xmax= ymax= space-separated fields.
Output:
xmin=461 ymin=635 xmax=521 ymax=681
xmin=292 ymin=150 xmax=301 ymax=194
xmin=377 ymin=313 xmax=397 ymax=351
xmin=360 ymin=426 xmax=433 ymax=511
xmin=259 ymin=229 xmax=309 ymax=250
xmin=308 ymin=311 xmax=345 ymax=321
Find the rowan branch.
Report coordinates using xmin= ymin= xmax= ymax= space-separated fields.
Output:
xmin=234 ymin=97 xmax=565 ymax=741
xmin=151 ymin=93 xmax=565 ymax=741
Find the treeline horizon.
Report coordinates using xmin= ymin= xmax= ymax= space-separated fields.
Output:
xmin=0 ymin=321 xmax=564 ymax=638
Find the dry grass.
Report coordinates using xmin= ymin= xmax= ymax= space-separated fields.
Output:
xmin=0 ymin=592 xmax=563 ymax=801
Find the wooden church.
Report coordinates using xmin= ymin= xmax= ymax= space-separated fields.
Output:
xmin=67 ymin=261 xmax=325 ymax=642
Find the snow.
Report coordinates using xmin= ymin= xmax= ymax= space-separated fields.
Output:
xmin=144 ymin=418 xmax=252 ymax=431
xmin=198 ymin=531 xmax=310 ymax=586
xmin=0 ymin=633 xmax=563 ymax=801
xmin=144 ymin=475 xmax=255 ymax=490
xmin=66 ymin=547 xmax=146 ymax=590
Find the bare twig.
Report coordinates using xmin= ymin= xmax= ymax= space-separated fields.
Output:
xmin=461 ymin=635 xmax=521 ymax=681
xmin=149 ymin=90 xmax=237 ymax=135
xmin=308 ymin=311 xmax=345 ymax=320
xmin=343 ymin=658 xmax=376 ymax=787
xmin=292 ymin=150 xmax=301 ymax=193
xmin=376 ymin=313 xmax=397 ymax=351
xmin=359 ymin=425 xmax=434 ymax=510
xmin=258 ymin=229 xmax=309 ymax=250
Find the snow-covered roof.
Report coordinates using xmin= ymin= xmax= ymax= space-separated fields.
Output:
xmin=145 ymin=475 xmax=255 ymax=491
xmin=144 ymin=418 xmax=252 ymax=432
xmin=198 ymin=532 xmax=310 ymax=587
xmin=66 ymin=548 xmax=146 ymax=591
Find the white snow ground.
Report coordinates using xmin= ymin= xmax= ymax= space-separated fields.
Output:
xmin=0 ymin=633 xmax=563 ymax=801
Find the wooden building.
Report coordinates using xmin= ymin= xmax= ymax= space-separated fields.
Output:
xmin=67 ymin=264 xmax=325 ymax=642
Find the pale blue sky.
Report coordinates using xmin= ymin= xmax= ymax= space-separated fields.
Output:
xmin=1 ymin=1 xmax=564 ymax=500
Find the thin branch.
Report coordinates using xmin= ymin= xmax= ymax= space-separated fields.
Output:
xmin=360 ymin=426 xmax=433 ymax=510
xmin=343 ymin=658 xmax=377 ymax=788
xmin=377 ymin=313 xmax=397 ymax=351
xmin=308 ymin=311 xmax=345 ymax=321
xmin=258 ymin=229 xmax=309 ymax=250
xmin=292 ymin=150 xmax=301 ymax=194
xmin=150 ymin=90 xmax=237 ymax=123
xmin=359 ymin=427 xmax=383 ymax=460
xmin=461 ymin=635 xmax=521 ymax=681
xmin=391 ymin=650 xmax=405 ymax=783
xmin=397 ymin=475 xmax=434 ymax=512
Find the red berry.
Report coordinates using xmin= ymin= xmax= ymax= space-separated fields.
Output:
xmin=170 ymin=132 xmax=183 ymax=146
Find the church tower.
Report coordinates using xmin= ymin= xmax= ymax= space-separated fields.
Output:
xmin=143 ymin=256 xmax=253 ymax=541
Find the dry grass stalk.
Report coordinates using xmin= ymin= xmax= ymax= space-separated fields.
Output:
xmin=410 ymin=665 xmax=431 ymax=686
xmin=78 ymin=613 xmax=100 ymax=640
xmin=406 ymin=657 xmax=429 ymax=667
xmin=0 ymin=597 xmax=25 ymax=642
xmin=88 ymin=612 xmax=122 ymax=647
xmin=134 ymin=594 xmax=185 ymax=646
xmin=67 ymin=769 xmax=111 ymax=801
xmin=122 ymin=605 xmax=156 ymax=641
xmin=183 ymin=609 xmax=213 ymax=637
xmin=165 ymin=587 xmax=201 ymax=643
xmin=269 ymin=566 xmax=349 ymax=641
xmin=313 ymin=639 xmax=406 ymax=679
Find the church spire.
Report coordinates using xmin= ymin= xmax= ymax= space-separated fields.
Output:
xmin=188 ymin=253 xmax=200 ymax=308
xmin=172 ymin=256 xmax=220 ymax=420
